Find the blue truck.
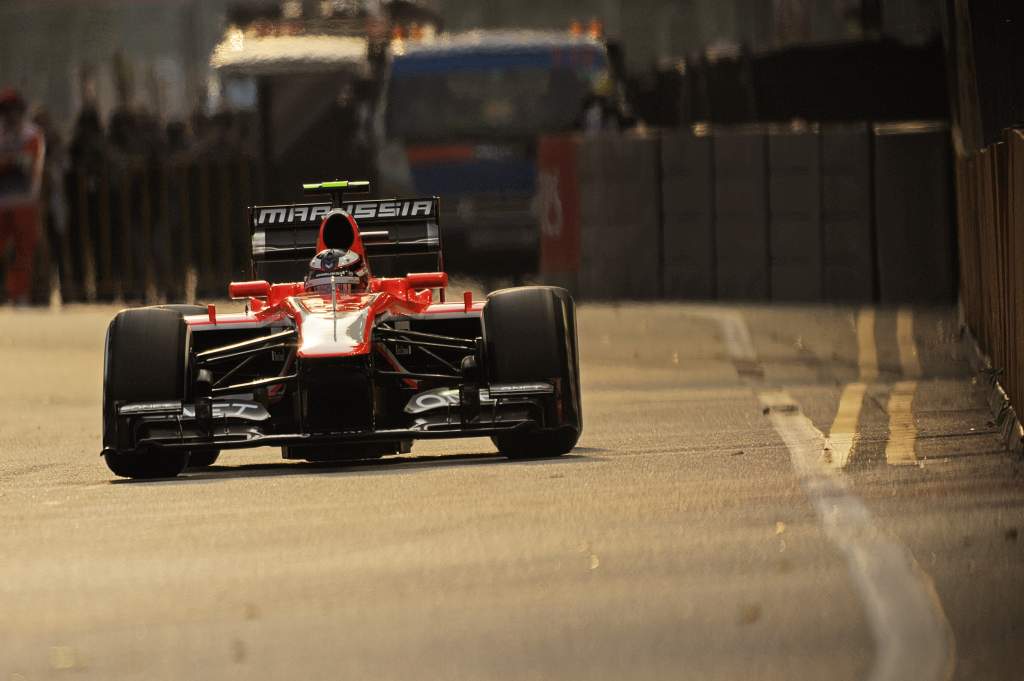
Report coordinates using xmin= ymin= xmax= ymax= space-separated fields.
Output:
xmin=377 ymin=29 xmax=620 ymax=276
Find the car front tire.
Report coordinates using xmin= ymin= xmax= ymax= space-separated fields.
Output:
xmin=102 ymin=307 xmax=192 ymax=479
xmin=482 ymin=286 xmax=582 ymax=459
xmin=186 ymin=449 xmax=221 ymax=468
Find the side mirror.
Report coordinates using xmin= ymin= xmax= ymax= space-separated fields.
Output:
xmin=228 ymin=280 xmax=271 ymax=299
xmin=405 ymin=272 xmax=448 ymax=290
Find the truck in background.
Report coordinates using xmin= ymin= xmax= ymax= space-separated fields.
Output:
xmin=377 ymin=27 xmax=629 ymax=278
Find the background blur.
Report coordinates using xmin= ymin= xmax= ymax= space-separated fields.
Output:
xmin=0 ymin=0 xmax=1019 ymax=307
xmin=5 ymin=6 xmax=1024 ymax=680
xmin=0 ymin=0 xmax=947 ymax=125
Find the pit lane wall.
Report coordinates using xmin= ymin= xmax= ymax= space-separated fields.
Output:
xmin=44 ymin=125 xmax=953 ymax=305
xmin=537 ymin=122 xmax=955 ymax=303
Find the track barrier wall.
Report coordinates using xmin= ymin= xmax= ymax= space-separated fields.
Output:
xmin=576 ymin=132 xmax=662 ymax=299
xmin=33 ymin=127 xmax=955 ymax=305
xmin=768 ymin=127 xmax=822 ymax=301
xmin=536 ymin=135 xmax=581 ymax=292
xmin=821 ymin=124 xmax=875 ymax=301
xmin=873 ymin=122 xmax=955 ymax=303
xmin=539 ymin=121 xmax=954 ymax=303
xmin=714 ymin=127 xmax=771 ymax=300
xmin=660 ymin=130 xmax=715 ymax=299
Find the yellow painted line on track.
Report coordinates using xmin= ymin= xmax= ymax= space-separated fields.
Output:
xmin=856 ymin=307 xmax=879 ymax=382
xmin=886 ymin=380 xmax=919 ymax=465
xmin=827 ymin=382 xmax=867 ymax=469
xmin=826 ymin=308 xmax=879 ymax=468
xmin=888 ymin=310 xmax=920 ymax=465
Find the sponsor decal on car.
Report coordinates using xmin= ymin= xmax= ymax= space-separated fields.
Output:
xmin=403 ymin=382 xmax=553 ymax=414
xmin=119 ymin=400 xmax=270 ymax=421
xmin=255 ymin=199 xmax=436 ymax=226
xmin=182 ymin=401 xmax=271 ymax=421
xmin=404 ymin=387 xmax=493 ymax=414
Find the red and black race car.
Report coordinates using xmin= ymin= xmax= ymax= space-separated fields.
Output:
xmin=101 ymin=180 xmax=581 ymax=478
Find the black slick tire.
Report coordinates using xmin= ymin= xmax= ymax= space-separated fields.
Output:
xmin=187 ymin=450 xmax=220 ymax=468
xmin=154 ymin=304 xmax=207 ymax=316
xmin=162 ymin=306 xmax=215 ymax=468
xmin=103 ymin=307 xmax=192 ymax=479
xmin=483 ymin=286 xmax=582 ymax=459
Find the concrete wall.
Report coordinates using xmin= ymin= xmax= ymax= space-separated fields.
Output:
xmin=540 ymin=122 xmax=954 ymax=303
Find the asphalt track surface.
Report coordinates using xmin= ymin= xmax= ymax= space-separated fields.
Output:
xmin=1 ymin=302 xmax=1023 ymax=680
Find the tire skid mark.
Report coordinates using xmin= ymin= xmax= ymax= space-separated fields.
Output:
xmin=679 ymin=307 xmax=763 ymax=381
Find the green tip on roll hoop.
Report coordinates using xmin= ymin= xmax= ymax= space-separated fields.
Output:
xmin=302 ymin=179 xmax=371 ymax=206
xmin=302 ymin=179 xmax=370 ymax=190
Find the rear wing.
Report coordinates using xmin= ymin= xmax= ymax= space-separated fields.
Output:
xmin=250 ymin=196 xmax=442 ymax=281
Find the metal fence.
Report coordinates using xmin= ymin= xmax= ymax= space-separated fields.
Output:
xmin=57 ymin=156 xmax=263 ymax=302
xmin=957 ymin=128 xmax=1024 ymax=414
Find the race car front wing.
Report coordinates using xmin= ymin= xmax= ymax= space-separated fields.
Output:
xmin=102 ymin=383 xmax=556 ymax=457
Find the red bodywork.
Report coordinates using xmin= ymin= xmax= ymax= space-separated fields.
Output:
xmin=186 ymin=209 xmax=482 ymax=359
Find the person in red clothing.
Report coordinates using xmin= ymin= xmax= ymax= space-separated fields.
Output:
xmin=0 ymin=88 xmax=45 ymax=303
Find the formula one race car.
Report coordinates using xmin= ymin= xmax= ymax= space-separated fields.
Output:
xmin=101 ymin=180 xmax=581 ymax=478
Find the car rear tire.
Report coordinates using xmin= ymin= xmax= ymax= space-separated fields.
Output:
xmin=483 ymin=286 xmax=581 ymax=459
xmin=103 ymin=307 xmax=192 ymax=479
xmin=155 ymin=304 xmax=207 ymax=316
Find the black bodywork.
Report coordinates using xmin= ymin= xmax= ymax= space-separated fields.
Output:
xmin=104 ymin=313 xmax=575 ymax=460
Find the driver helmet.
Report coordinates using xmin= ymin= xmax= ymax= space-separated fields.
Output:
xmin=305 ymin=248 xmax=368 ymax=295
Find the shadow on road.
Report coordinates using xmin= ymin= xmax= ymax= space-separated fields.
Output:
xmin=111 ymin=450 xmax=601 ymax=485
